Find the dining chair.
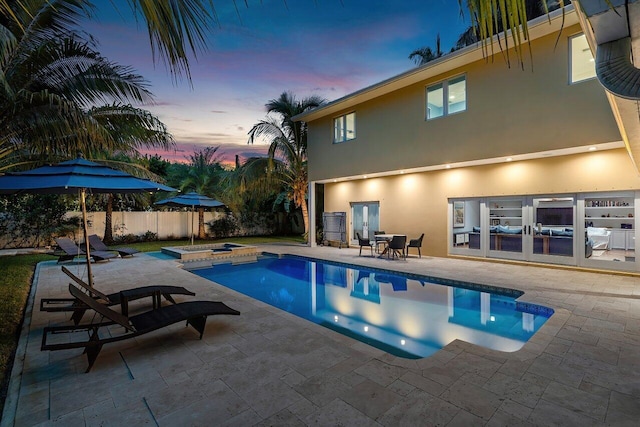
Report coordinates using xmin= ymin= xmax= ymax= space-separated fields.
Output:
xmin=373 ymin=230 xmax=387 ymax=253
xmin=387 ymin=235 xmax=407 ymax=259
xmin=356 ymin=232 xmax=374 ymax=256
xmin=406 ymin=233 xmax=425 ymax=258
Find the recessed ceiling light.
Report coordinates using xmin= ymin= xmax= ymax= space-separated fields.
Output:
xmin=588 ymin=146 xmax=597 ymax=151
xmin=506 ymin=157 xmax=513 ymax=162
xmin=445 ymin=164 xmax=451 ymax=169
xmin=363 ymin=175 xmax=368 ymax=179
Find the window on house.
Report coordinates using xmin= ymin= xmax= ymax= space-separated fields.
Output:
xmin=570 ymin=34 xmax=596 ymax=83
xmin=426 ymin=75 xmax=466 ymax=120
xmin=334 ymin=112 xmax=356 ymax=143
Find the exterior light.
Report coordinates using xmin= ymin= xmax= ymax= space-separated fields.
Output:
xmin=506 ymin=157 xmax=513 ymax=162
xmin=364 ymin=326 xmax=369 ymax=332
xmin=445 ymin=164 xmax=451 ymax=169
xmin=490 ymin=315 xmax=496 ymax=322
xmin=588 ymin=146 xmax=597 ymax=151
xmin=334 ymin=315 xmax=339 ymax=322
xmin=400 ymin=339 xmax=406 ymax=346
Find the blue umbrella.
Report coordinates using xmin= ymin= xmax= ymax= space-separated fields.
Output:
xmin=156 ymin=192 xmax=225 ymax=244
xmin=0 ymin=158 xmax=176 ymax=287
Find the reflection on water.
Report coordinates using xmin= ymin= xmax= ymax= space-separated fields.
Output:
xmin=191 ymin=256 xmax=553 ymax=358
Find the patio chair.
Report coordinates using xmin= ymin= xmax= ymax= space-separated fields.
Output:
xmin=54 ymin=237 xmax=117 ymax=263
xmin=387 ymin=235 xmax=407 ymax=259
xmin=373 ymin=231 xmax=387 ymax=253
xmin=406 ymin=233 xmax=425 ymax=258
xmin=40 ymin=266 xmax=196 ymax=324
xmin=89 ymin=234 xmax=140 ymax=258
xmin=41 ymin=282 xmax=240 ymax=372
xmin=356 ymin=232 xmax=374 ymax=256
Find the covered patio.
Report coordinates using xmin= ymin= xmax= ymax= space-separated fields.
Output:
xmin=3 ymin=244 xmax=640 ymax=426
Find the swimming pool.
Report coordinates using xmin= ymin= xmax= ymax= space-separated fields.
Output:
xmin=190 ymin=254 xmax=553 ymax=358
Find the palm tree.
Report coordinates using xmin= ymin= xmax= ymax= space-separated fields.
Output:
xmin=180 ymin=146 xmax=225 ymax=239
xmin=247 ymin=92 xmax=325 ymax=240
xmin=1 ymin=1 xmax=173 ymax=242
xmin=0 ymin=2 xmax=173 ymax=170
xmin=409 ymin=34 xmax=443 ymax=66
xmin=0 ymin=0 xmax=216 ymax=81
xmin=459 ymin=0 xmax=567 ymax=68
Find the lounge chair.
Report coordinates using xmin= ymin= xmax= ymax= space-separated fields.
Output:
xmin=54 ymin=237 xmax=117 ymax=263
xmin=41 ymin=283 xmax=240 ymax=372
xmin=88 ymin=234 xmax=140 ymax=258
xmin=40 ymin=266 xmax=196 ymax=324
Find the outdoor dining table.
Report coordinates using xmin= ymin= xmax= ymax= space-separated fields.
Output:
xmin=375 ymin=234 xmax=407 ymax=258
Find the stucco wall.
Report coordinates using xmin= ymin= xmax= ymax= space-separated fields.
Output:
xmin=307 ymin=24 xmax=621 ymax=182
xmin=323 ymin=149 xmax=640 ymax=257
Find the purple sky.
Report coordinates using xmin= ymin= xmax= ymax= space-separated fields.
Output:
xmin=85 ymin=1 xmax=470 ymax=165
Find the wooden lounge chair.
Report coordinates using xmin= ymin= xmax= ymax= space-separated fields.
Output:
xmin=40 ymin=266 xmax=196 ymax=324
xmin=54 ymin=237 xmax=117 ymax=263
xmin=88 ymin=234 xmax=140 ymax=258
xmin=41 ymin=283 xmax=240 ymax=372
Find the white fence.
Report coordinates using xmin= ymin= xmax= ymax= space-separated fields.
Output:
xmin=79 ymin=211 xmax=225 ymax=240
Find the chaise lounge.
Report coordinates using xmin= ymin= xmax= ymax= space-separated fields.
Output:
xmin=41 ymin=283 xmax=240 ymax=372
xmin=88 ymin=234 xmax=140 ymax=258
xmin=54 ymin=237 xmax=117 ymax=263
xmin=40 ymin=266 xmax=196 ymax=324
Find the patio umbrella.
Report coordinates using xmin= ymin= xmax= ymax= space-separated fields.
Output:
xmin=0 ymin=157 xmax=176 ymax=287
xmin=155 ymin=192 xmax=225 ymax=245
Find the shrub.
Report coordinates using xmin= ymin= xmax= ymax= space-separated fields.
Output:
xmin=141 ymin=231 xmax=157 ymax=242
xmin=207 ymin=215 xmax=239 ymax=238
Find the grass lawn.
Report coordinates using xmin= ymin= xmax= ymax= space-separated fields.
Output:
xmin=0 ymin=235 xmax=304 ymax=416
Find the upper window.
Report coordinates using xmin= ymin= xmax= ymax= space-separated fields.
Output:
xmin=334 ymin=112 xmax=356 ymax=143
xmin=426 ymin=75 xmax=466 ymax=120
xmin=570 ymin=34 xmax=596 ymax=83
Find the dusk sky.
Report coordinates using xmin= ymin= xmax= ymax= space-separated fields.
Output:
xmin=85 ymin=1 xmax=470 ymax=165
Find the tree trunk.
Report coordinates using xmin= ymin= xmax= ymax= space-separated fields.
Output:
xmin=104 ymin=194 xmax=114 ymax=244
xmin=301 ymin=198 xmax=309 ymax=243
xmin=198 ymin=207 xmax=206 ymax=239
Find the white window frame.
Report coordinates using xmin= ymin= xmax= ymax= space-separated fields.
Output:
xmin=569 ymin=33 xmax=596 ymax=84
xmin=426 ymin=75 xmax=466 ymax=120
xmin=333 ymin=112 xmax=356 ymax=143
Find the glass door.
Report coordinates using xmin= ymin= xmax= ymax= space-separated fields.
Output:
xmin=487 ymin=198 xmax=526 ymax=261
xmin=580 ymin=191 xmax=637 ymax=271
xmin=528 ymin=196 xmax=576 ymax=265
xmin=351 ymin=202 xmax=380 ymax=244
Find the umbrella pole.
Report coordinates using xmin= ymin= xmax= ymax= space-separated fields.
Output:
xmin=191 ymin=206 xmax=194 ymax=245
xmin=80 ymin=189 xmax=94 ymax=288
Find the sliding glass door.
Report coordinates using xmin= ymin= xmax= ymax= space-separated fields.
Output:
xmin=528 ymin=196 xmax=576 ymax=265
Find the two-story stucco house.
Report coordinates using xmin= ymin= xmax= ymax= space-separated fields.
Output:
xmin=295 ymin=6 xmax=640 ymax=273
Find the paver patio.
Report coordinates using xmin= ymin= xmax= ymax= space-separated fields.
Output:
xmin=2 ymin=243 xmax=640 ymax=426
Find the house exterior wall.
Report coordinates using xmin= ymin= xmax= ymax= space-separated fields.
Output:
xmin=323 ymin=149 xmax=640 ymax=257
xmin=307 ymin=23 xmax=620 ymax=182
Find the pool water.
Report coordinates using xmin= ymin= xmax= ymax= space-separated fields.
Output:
xmin=190 ymin=255 xmax=553 ymax=358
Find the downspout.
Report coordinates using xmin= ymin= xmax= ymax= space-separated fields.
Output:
xmin=596 ymin=36 xmax=640 ymax=99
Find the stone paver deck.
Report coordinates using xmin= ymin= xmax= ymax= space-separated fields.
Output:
xmin=3 ymin=244 xmax=640 ymax=426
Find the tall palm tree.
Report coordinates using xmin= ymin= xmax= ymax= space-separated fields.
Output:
xmin=0 ymin=0 xmax=216 ymax=81
xmin=180 ymin=146 xmax=225 ymax=239
xmin=1 ymin=0 xmax=173 ymax=242
xmin=0 ymin=1 xmax=173 ymax=170
xmin=247 ymin=92 xmax=325 ymax=240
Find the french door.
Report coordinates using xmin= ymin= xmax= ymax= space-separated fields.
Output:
xmin=351 ymin=202 xmax=380 ymax=244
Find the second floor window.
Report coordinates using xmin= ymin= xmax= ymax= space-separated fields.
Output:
xmin=426 ymin=75 xmax=466 ymax=120
xmin=570 ymin=34 xmax=596 ymax=83
xmin=334 ymin=112 xmax=356 ymax=143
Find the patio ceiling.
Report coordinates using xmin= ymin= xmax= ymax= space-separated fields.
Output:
xmin=575 ymin=0 xmax=640 ymax=172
